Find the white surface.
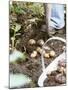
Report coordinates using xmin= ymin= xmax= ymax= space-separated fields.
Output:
xmin=0 ymin=0 xmax=68 ymax=90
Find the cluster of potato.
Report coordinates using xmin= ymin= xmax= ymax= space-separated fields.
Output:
xmin=55 ymin=60 xmax=66 ymax=84
xmin=57 ymin=60 xmax=66 ymax=75
xmin=45 ymin=59 xmax=66 ymax=85
xmin=28 ymin=39 xmax=56 ymax=58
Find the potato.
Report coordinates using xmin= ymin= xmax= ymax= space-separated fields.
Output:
xmin=44 ymin=53 xmax=50 ymax=58
xmin=43 ymin=46 xmax=50 ymax=50
xmin=36 ymin=47 xmax=45 ymax=54
xmin=49 ymin=50 xmax=55 ymax=57
xmin=58 ymin=66 xmax=65 ymax=73
xmin=30 ymin=51 xmax=37 ymax=58
xmin=37 ymin=39 xmax=44 ymax=46
xmin=36 ymin=47 xmax=42 ymax=53
xmin=28 ymin=39 xmax=36 ymax=45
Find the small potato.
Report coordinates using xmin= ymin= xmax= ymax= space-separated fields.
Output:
xmin=30 ymin=51 xmax=37 ymax=58
xmin=36 ymin=47 xmax=45 ymax=54
xmin=49 ymin=50 xmax=55 ymax=57
xmin=28 ymin=39 xmax=36 ymax=45
xmin=44 ymin=53 xmax=50 ymax=58
xmin=36 ymin=47 xmax=42 ymax=53
xmin=43 ymin=46 xmax=50 ymax=50
xmin=58 ymin=66 xmax=65 ymax=73
xmin=37 ymin=39 xmax=44 ymax=46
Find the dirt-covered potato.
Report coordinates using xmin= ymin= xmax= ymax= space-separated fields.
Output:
xmin=30 ymin=51 xmax=37 ymax=58
xmin=57 ymin=66 xmax=65 ymax=73
xmin=37 ymin=39 xmax=44 ymax=46
xmin=43 ymin=46 xmax=50 ymax=51
xmin=36 ymin=47 xmax=45 ymax=54
xmin=49 ymin=50 xmax=56 ymax=57
xmin=44 ymin=53 xmax=50 ymax=58
xmin=28 ymin=39 xmax=36 ymax=45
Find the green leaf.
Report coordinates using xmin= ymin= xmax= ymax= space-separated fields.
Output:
xmin=10 ymin=49 xmax=27 ymax=62
xmin=15 ymin=23 xmax=21 ymax=32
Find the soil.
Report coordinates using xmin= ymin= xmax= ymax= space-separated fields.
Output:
xmin=10 ymin=13 xmax=66 ymax=88
xmin=10 ymin=28 xmax=66 ymax=88
xmin=44 ymin=70 xmax=66 ymax=86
